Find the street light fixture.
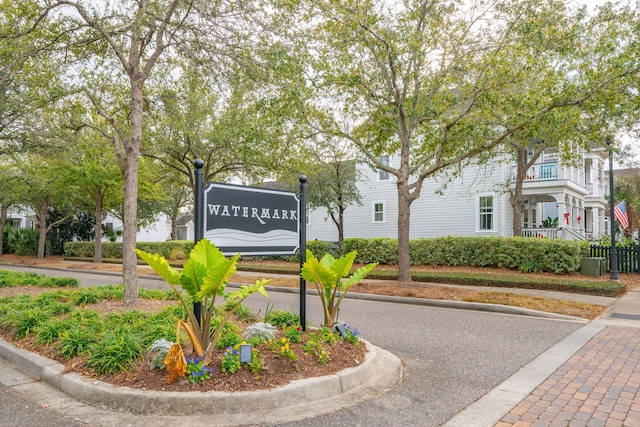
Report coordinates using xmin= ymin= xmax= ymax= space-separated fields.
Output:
xmin=607 ymin=137 xmax=619 ymax=281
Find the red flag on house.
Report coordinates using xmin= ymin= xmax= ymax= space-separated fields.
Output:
xmin=614 ymin=201 xmax=630 ymax=229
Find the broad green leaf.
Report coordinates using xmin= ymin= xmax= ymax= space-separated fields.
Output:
xmin=319 ymin=253 xmax=336 ymax=270
xmin=179 ymin=259 xmax=207 ymax=297
xmin=190 ymin=239 xmax=225 ymax=270
xmin=329 ymin=251 xmax=356 ymax=279
xmin=135 ymin=249 xmax=181 ymax=285
xmin=226 ymin=279 xmax=270 ymax=301
xmin=301 ymin=255 xmax=336 ymax=287
xmin=197 ymin=253 xmax=240 ymax=299
xmin=340 ymin=262 xmax=378 ymax=289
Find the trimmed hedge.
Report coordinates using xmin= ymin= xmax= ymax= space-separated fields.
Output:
xmin=64 ymin=240 xmax=194 ymax=260
xmin=64 ymin=236 xmax=589 ymax=274
xmin=64 ymin=239 xmax=335 ymax=264
xmin=342 ymin=236 xmax=589 ymax=274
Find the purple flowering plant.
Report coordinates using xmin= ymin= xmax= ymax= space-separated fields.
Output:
xmin=185 ymin=355 xmax=213 ymax=384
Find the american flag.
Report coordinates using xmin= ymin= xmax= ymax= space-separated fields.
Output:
xmin=614 ymin=201 xmax=630 ymax=230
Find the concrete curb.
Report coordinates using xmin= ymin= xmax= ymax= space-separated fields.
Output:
xmin=0 ymin=337 xmax=402 ymax=424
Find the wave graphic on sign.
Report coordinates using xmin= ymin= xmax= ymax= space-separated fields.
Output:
xmin=204 ymin=229 xmax=298 ymax=247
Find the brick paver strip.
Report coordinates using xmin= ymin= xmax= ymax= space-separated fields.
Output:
xmin=499 ymin=326 xmax=640 ymax=426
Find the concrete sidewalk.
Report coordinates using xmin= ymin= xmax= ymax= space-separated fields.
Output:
xmin=445 ymin=286 xmax=640 ymax=427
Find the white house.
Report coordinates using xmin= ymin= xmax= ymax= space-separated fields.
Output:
xmin=5 ymin=207 xmax=173 ymax=243
xmin=305 ymin=146 xmax=609 ymax=242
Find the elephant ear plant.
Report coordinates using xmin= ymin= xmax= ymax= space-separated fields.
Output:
xmin=301 ymin=250 xmax=377 ymax=328
xmin=135 ymin=240 xmax=269 ymax=366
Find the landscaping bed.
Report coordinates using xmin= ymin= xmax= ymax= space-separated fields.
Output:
xmin=0 ymin=284 xmax=366 ymax=393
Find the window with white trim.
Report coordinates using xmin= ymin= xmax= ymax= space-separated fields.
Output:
xmin=378 ymin=155 xmax=390 ymax=181
xmin=372 ymin=201 xmax=385 ymax=223
xmin=479 ymin=195 xmax=495 ymax=231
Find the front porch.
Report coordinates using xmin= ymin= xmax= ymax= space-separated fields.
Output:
xmin=512 ymin=154 xmax=607 ymax=242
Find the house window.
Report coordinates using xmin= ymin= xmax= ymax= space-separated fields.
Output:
xmin=372 ymin=201 xmax=385 ymax=223
xmin=479 ymin=196 xmax=494 ymax=231
xmin=378 ymin=155 xmax=390 ymax=181
xmin=105 ymin=222 xmax=114 ymax=233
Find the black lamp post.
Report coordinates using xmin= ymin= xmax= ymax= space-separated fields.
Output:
xmin=607 ymin=138 xmax=619 ymax=281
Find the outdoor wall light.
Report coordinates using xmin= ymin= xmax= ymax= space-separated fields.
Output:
xmin=240 ymin=343 xmax=253 ymax=363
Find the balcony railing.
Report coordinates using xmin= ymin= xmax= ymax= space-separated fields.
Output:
xmin=513 ymin=161 xmax=585 ymax=186
xmin=585 ymin=183 xmax=605 ymax=198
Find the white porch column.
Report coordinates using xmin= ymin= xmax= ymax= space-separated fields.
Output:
xmin=556 ymin=196 xmax=566 ymax=227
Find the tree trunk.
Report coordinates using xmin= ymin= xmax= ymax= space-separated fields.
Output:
xmin=37 ymin=203 xmax=48 ymax=259
xmin=510 ymin=143 xmax=547 ymax=237
xmin=94 ymin=193 xmax=103 ymax=263
xmin=171 ymin=214 xmax=177 ymax=240
xmin=337 ymin=206 xmax=344 ymax=250
xmin=510 ymin=147 xmax=527 ymax=237
xmin=121 ymin=76 xmax=144 ymax=307
xmin=397 ymin=183 xmax=412 ymax=282
xmin=0 ymin=205 xmax=7 ymax=257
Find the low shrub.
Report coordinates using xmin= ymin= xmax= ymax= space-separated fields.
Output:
xmin=0 ymin=270 xmax=78 ymax=288
xmin=64 ymin=240 xmax=194 ymax=261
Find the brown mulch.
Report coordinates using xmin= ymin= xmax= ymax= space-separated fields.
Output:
xmin=0 ymin=290 xmax=366 ymax=393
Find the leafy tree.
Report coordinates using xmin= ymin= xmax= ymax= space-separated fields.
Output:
xmin=280 ymin=138 xmax=361 ymax=248
xmin=504 ymin=3 xmax=640 ymax=236
xmin=155 ymin=172 xmax=192 ymax=240
xmin=14 ymin=153 xmax=76 ymax=258
xmin=10 ymin=1 xmax=292 ymax=306
xmin=145 ymin=61 xmax=302 ymax=193
xmin=0 ymin=2 xmax=63 ymax=156
xmin=63 ymin=129 xmax=123 ymax=262
xmin=8 ymin=0 xmax=206 ymax=305
xmin=283 ymin=0 xmax=640 ymax=281
xmin=0 ymin=161 xmax=24 ymax=256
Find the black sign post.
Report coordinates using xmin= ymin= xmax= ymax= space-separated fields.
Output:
xmin=299 ymin=175 xmax=307 ymax=331
xmin=193 ymin=158 xmax=205 ymax=326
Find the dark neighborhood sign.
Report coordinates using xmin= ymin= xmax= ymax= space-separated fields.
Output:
xmin=203 ymin=182 xmax=300 ymax=256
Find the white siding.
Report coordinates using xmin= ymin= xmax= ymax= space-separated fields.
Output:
xmin=307 ymin=156 xmax=509 ymax=241
xmin=306 ymin=208 xmax=340 ymax=242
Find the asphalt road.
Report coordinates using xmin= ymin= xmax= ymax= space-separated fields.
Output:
xmin=0 ymin=265 xmax=585 ymax=426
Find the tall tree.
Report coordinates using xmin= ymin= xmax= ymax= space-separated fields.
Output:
xmin=10 ymin=0 xmax=264 ymax=306
xmin=504 ymin=2 xmax=640 ymax=236
xmin=14 ymin=153 xmax=75 ymax=258
xmin=284 ymin=0 xmax=640 ymax=281
xmin=0 ymin=161 xmax=23 ymax=256
xmin=65 ymin=130 xmax=123 ymax=263
xmin=281 ymin=138 xmax=361 ymax=247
